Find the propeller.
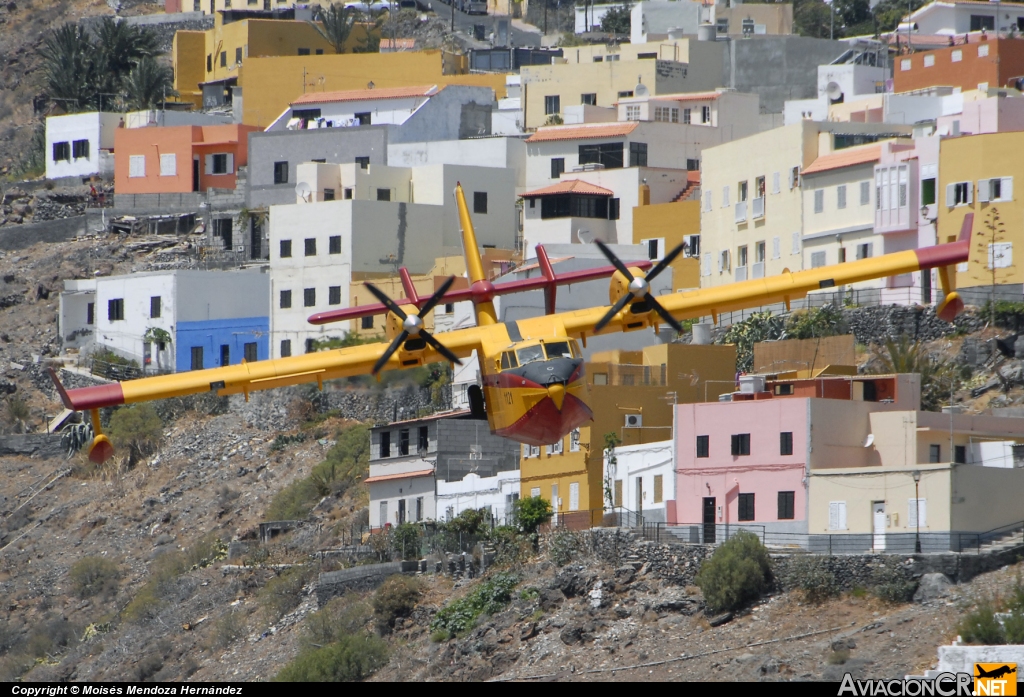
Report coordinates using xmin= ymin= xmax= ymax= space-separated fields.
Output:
xmin=593 ymin=240 xmax=686 ymax=333
xmin=363 ymin=275 xmax=463 ymax=375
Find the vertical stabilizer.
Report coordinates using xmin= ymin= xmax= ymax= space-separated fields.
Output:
xmin=454 ymin=183 xmax=498 ymax=325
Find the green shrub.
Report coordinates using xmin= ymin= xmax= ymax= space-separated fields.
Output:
xmin=694 ymin=531 xmax=772 ymax=612
xmin=547 ymin=529 xmax=585 ymax=567
xmin=485 ymin=525 xmax=532 ymax=567
xmin=827 ymin=648 xmax=850 ymax=665
xmin=959 ymin=602 xmax=1006 ymax=645
xmin=982 ymin=300 xmax=1024 ymax=331
xmin=870 ymin=565 xmax=917 ymax=605
xmin=787 ymin=556 xmax=838 ymax=604
xmin=265 ymin=478 xmax=321 ymax=521
xmin=391 ymin=523 xmax=421 ymax=561
xmin=212 ymin=610 xmax=245 ymax=649
xmin=1003 ymin=611 xmax=1024 ymax=644
xmin=445 ymin=508 xmax=489 ymax=536
xmin=259 ymin=567 xmax=310 ymax=621
xmin=785 ymin=304 xmax=846 ymax=340
xmin=69 ymin=556 xmax=120 ymax=599
xmin=429 ymin=572 xmax=518 ymax=639
xmin=184 ymin=533 xmax=227 ymax=570
xmin=372 ymin=575 xmax=421 ymax=633
xmin=107 ymin=404 xmax=163 ymax=464
xmin=303 ymin=595 xmax=372 ymax=648
xmin=513 ymin=496 xmax=552 ymax=535
xmin=273 ymin=634 xmax=388 ymax=682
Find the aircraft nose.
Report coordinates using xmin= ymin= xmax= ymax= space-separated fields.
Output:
xmin=547 ymin=382 xmax=565 ymax=411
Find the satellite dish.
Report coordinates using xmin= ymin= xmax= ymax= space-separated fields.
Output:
xmin=863 ymin=433 xmax=875 ymax=448
xmin=634 ymin=83 xmax=649 ymax=97
xmin=577 ymin=230 xmax=594 ymax=244
xmin=826 ymin=81 xmax=844 ymax=103
xmin=295 ymin=182 xmax=312 ymax=202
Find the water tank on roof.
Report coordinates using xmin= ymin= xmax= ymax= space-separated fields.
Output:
xmin=697 ymin=23 xmax=716 ymax=41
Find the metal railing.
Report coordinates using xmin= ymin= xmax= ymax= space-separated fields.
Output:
xmin=590 ymin=363 xmax=668 ymax=387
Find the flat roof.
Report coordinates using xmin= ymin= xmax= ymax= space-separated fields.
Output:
xmin=291 ymin=85 xmax=438 ymax=106
xmin=526 ymin=121 xmax=639 ymax=143
xmin=364 ymin=468 xmax=434 ymax=484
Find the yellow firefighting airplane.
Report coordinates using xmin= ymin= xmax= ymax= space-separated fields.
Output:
xmin=50 ymin=185 xmax=973 ymax=464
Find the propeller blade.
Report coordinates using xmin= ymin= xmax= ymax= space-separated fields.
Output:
xmin=364 ymin=282 xmax=408 ymax=321
xmin=645 ymin=242 xmax=686 ymax=282
xmin=594 ymin=293 xmax=633 ymax=333
xmin=594 ymin=240 xmax=635 ymax=283
xmin=418 ymin=275 xmax=457 ymax=318
xmin=646 ymin=296 xmax=685 ymax=333
xmin=372 ymin=330 xmax=408 ymax=375
xmin=421 ymin=330 xmax=463 ymax=366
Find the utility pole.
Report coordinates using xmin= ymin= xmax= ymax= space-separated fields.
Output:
xmin=451 ymin=0 xmax=455 ymax=32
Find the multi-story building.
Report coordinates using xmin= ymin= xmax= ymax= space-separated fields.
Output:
xmin=628 ymin=0 xmax=794 ymax=43
xmin=58 ymin=270 xmax=269 ymax=372
xmin=520 ymin=426 xmax=601 ymax=529
xmin=366 ymin=412 xmax=520 ymax=528
xmin=267 ymin=161 xmax=516 ymax=357
xmin=902 ymin=1 xmax=1024 ymax=38
xmin=894 ymin=38 xmax=1024 ymax=94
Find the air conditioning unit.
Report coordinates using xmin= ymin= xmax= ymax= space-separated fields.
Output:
xmin=624 ymin=414 xmax=643 ymax=428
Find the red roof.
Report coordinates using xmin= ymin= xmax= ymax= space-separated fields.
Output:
xmin=526 ymin=121 xmax=639 ymax=143
xmin=292 ymin=85 xmax=438 ymax=106
xmin=802 ymin=144 xmax=882 ymax=175
xmin=523 ymin=179 xmax=615 ymax=197
xmin=364 ymin=468 xmax=434 ymax=484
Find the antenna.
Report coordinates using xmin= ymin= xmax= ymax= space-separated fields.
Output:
xmin=577 ymin=230 xmax=594 ymax=244
xmin=295 ymin=182 xmax=312 ymax=202
xmin=826 ymin=81 xmax=844 ymax=103
xmin=634 ymin=82 xmax=650 ymax=97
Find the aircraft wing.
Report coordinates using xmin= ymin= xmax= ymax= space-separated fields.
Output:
xmin=52 ymin=327 xmax=488 ymax=412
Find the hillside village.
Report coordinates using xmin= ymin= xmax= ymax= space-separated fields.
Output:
xmin=2 ymin=0 xmax=1024 ymax=684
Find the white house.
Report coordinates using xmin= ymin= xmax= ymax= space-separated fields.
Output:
xmin=45 ymin=112 xmax=121 ymax=181
xmin=436 ymin=470 xmax=521 ymax=526
xmin=267 ymin=161 xmax=517 ymax=358
xmin=905 ymin=0 xmax=1024 ymax=36
xmin=604 ymin=438 xmax=675 ymax=523
xmin=387 ymin=135 xmax=528 ymax=191
xmin=57 ymin=270 xmax=270 ymax=372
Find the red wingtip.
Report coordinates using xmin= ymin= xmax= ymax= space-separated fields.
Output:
xmin=47 ymin=367 xmax=74 ymax=410
xmin=959 ymin=212 xmax=974 ymax=242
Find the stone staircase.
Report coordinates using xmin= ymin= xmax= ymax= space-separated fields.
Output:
xmin=974 ymin=526 xmax=1024 ymax=554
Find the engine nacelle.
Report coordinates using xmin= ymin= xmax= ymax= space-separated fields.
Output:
xmin=608 ymin=267 xmax=648 ymax=306
xmin=383 ymin=305 xmax=420 ymax=341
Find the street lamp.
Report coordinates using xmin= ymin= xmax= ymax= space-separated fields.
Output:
xmin=912 ymin=469 xmax=922 ymax=553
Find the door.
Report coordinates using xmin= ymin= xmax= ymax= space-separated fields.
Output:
xmin=379 ymin=501 xmax=388 ymax=527
xmin=872 ymin=501 xmax=886 ymax=551
xmin=192 ymin=156 xmax=200 ymax=192
xmin=190 ymin=346 xmax=203 ymax=370
xmin=220 ymin=344 xmax=230 ymax=367
xmin=703 ymin=497 xmax=716 ymax=544
xmin=398 ymin=499 xmax=406 ymax=525
xmin=636 ymin=476 xmax=643 ymax=512
xmin=249 ymin=217 xmax=262 ymax=259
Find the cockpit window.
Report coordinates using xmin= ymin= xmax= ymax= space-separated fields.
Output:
xmin=516 ymin=345 xmax=545 ymax=365
xmin=544 ymin=341 xmax=572 ymax=359
xmin=500 ymin=351 xmax=519 ymax=370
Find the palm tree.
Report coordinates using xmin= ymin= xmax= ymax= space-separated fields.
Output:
xmin=93 ymin=17 xmax=160 ymax=97
xmin=122 ymin=57 xmax=177 ymax=110
xmin=311 ymin=3 xmax=357 ymax=54
xmin=40 ymin=24 xmax=97 ymax=111
xmin=868 ymin=336 xmax=962 ymax=411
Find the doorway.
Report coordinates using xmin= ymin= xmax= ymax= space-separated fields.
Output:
xmin=192 ymin=156 xmax=200 ymax=192
xmin=703 ymin=497 xmax=716 ymax=544
xmin=872 ymin=501 xmax=886 ymax=551
xmin=398 ymin=499 xmax=406 ymax=525
xmin=220 ymin=344 xmax=230 ymax=367
xmin=379 ymin=501 xmax=388 ymax=527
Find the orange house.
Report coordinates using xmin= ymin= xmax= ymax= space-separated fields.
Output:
xmin=114 ymin=124 xmax=259 ymax=194
xmin=894 ymin=38 xmax=1024 ymax=94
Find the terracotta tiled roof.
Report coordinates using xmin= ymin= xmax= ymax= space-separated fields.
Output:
xmin=526 ymin=121 xmax=639 ymax=142
xmin=802 ymin=144 xmax=882 ymax=175
xmin=523 ymin=179 xmax=615 ymax=197
xmin=364 ymin=468 xmax=434 ymax=484
xmin=292 ymin=85 xmax=438 ymax=106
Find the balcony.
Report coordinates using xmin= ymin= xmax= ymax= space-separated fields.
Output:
xmin=752 ymin=262 xmax=764 ymax=279
xmin=752 ymin=196 xmax=765 ymax=219
xmin=734 ymin=201 xmax=748 ymax=224
xmin=735 ymin=266 xmax=747 ymax=282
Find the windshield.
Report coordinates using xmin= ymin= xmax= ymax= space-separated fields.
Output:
xmin=516 ymin=345 xmax=545 ymax=365
xmin=544 ymin=341 xmax=572 ymax=359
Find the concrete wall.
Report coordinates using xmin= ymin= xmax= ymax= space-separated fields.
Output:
xmin=387 ymin=136 xmax=528 ymax=190
xmin=435 ymin=418 xmax=521 ymax=482
xmin=175 ymin=269 xmax=270 ymax=322
xmin=175 ymin=316 xmax=269 ymax=371
xmin=388 ymin=86 xmax=497 ymax=144
xmin=951 ymin=462 xmax=1024 ymax=533
xmin=0 ymin=216 xmax=85 ymax=251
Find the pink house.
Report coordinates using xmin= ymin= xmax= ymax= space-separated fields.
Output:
xmin=672 ymin=373 xmax=919 ymax=542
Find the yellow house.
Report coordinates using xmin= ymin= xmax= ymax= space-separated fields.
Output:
xmin=520 ymin=426 xmax=602 ymax=529
xmin=632 ymin=195 xmax=702 ymax=290
xmin=939 ymin=132 xmax=1024 ymax=296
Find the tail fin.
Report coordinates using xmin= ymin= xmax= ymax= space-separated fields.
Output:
xmin=935 ymin=213 xmax=973 ymax=322
xmin=454 ymin=183 xmax=497 ymax=325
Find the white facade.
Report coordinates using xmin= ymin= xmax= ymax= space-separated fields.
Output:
xmin=604 ymin=439 xmax=675 ymax=523
xmin=387 ymin=136 xmax=528 ymax=190
xmin=907 ymin=0 xmax=1024 ymax=36
xmin=267 ymin=90 xmax=437 ymax=131
xmin=45 ymin=112 xmax=120 ymax=180
xmin=368 ymin=462 xmax=437 ymax=528
xmin=436 ymin=470 xmax=521 ymax=525
xmin=629 ymin=0 xmax=707 ymax=43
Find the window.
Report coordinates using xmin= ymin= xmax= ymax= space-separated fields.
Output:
xmin=908 ymin=498 xmax=927 ymax=528
xmin=279 ymin=239 xmax=292 ymax=258
xmin=629 ymin=142 xmax=648 ymax=167
xmin=811 ymin=251 xmax=826 ymax=268
xmin=52 ymin=141 xmax=70 ymax=162
xmin=551 ymin=157 xmax=565 ymax=179
xmin=687 ymin=158 xmax=700 ymax=171
xmin=980 ymin=177 xmax=1014 ymax=203
xmin=381 ymin=431 xmax=391 ymax=458
xmin=581 ymin=92 xmax=597 ymax=105
xmin=86 ymin=302 xmax=94 ymax=325
xmin=344 ymin=188 xmax=353 ymax=199
xmin=417 ymin=426 xmax=429 ymax=452
xmin=323 ymin=188 xmax=334 ymax=201
xmin=211 ymin=154 xmax=229 ymax=175
xmin=929 ymin=443 xmax=941 ymax=463
xmin=861 ymin=180 xmax=872 ymax=206
xmin=235 ymin=47 xmax=242 ymax=63
xmin=737 ymin=245 xmax=748 ymax=269
xmin=376 ymin=188 xmax=391 ymax=202
xmin=302 ymin=238 xmax=316 ymax=257
xmin=613 ymin=480 xmax=622 ymax=507
xmin=856 ymin=242 xmax=872 ymax=260
xmin=947 ymin=181 xmax=972 ymax=206
xmin=923 ymin=54 xmax=935 ymax=67
xmin=772 ymin=236 xmax=781 ymax=259
xmin=568 ymin=482 xmax=579 ymax=511
xmin=778 ymin=491 xmax=795 ymax=520
xmin=544 ymin=95 xmax=560 ymax=115
xmin=280 ymin=339 xmax=291 ymax=357
xmin=150 ymin=296 xmax=161 ymax=319
xmin=979 ymin=43 xmax=990 ymax=57
xmin=128 ymin=155 xmax=145 ymax=178
xmin=399 ymin=429 xmax=409 ymax=456
xmin=790 ymin=166 xmax=800 ymax=189
xmin=527 ymin=444 xmax=540 ymax=458
xmin=654 ymin=106 xmax=679 ymax=123
xmin=737 ymin=180 xmax=748 ymax=202
xmin=569 ymin=428 xmax=580 ymax=452
xmin=829 ymin=501 xmax=847 ymax=530
xmin=696 ymin=435 xmax=710 ymax=458
xmin=716 ymin=17 xmax=728 ymax=33
xmin=683 ymin=107 xmax=691 ymax=124
xmin=473 ymin=191 xmax=488 ymax=214
xmin=191 ymin=346 xmax=204 ymax=370
xmin=731 ymin=434 xmax=750 ymax=456
xmin=361 ymin=316 xmax=374 ymax=329
xmin=303 ymin=288 xmax=316 ymax=307
xmin=329 ymin=286 xmax=341 ymax=305
xmin=780 ymin=431 xmax=793 ymax=456
xmin=243 ymin=342 xmax=257 ymax=362
xmin=274 ymin=161 xmax=288 ymax=184
xmin=646 ymin=239 xmax=660 ymax=259
xmin=719 ymin=249 xmax=730 ymax=272
xmin=444 ymin=303 xmax=454 ymax=314
xmin=970 ymin=14 xmax=995 ymax=31
xmin=327 ymin=235 xmax=341 ymax=255
xmin=206 ymin=54 xmax=212 ymax=72
xmin=617 ymin=90 xmax=633 ymax=99
xmin=814 ymin=189 xmax=824 ymax=213
xmin=738 ymin=493 xmax=754 ymax=521
xmin=579 ymin=142 xmax=624 ymax=169
xmin=921 ymin=178 xmax=936 ymax=206
xmin=653 ymin=475 xmax=663 ymax=504
xmin=219 ymin=50 xmax=226 ymax=67
xmin=701 ymin=105 xmax=711 ymax=124
xmin=625 ymin=105 xmax=641 ymax=120
xmin=547 ymin=439 xmax=563 ymax=455
xmin=538 ymin=194 xmax=615 ymax=220
xmin=297 ymin=47 xmax=310 ymax=56
xmin=837 ymin=184 xmax=847 ymax=210
xmin=155 ymin=153 xmax=176 ymax=177
xmin=280 ymin=290 xmax=292 ymax=309
xmin=955 ymin=445 xmax=967 ymax=464
xmin=107 ymin=298 xmax=124 ymax=321
xmin=72 ymin=139 xmax=89 ymax=159
xmin=530 ymin=486 xmax=541 ymax=498
xmin=609 ymin=198 xmax=620 ymax=219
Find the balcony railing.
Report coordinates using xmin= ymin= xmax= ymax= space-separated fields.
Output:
xmin=734 ymin=200 xmax=748 ymax=223
xmin=752 ymin=196 xmax=765 ymax=219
